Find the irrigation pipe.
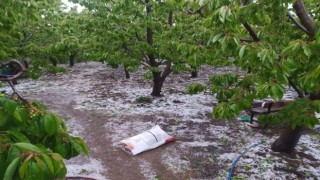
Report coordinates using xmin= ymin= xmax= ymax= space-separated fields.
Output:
xmin=303 ymin=126 xmax=320 ymax=135
xmin=227 ymin=141 xmax=264 ymax=180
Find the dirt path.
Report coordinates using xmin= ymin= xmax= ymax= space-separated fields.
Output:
xmin=2 ymin=62 xmax=320 ymax=180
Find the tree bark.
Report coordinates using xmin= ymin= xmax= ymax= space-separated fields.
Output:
xmin=242 ymin=22 xmax=260 ymax=42
xmin=49 ymin=57 xmax=57 ymax=67
xmin=293 ymin=0 xmax=317 ymax=39
xmin=287 ymin=12 xmax=309 ymax=35
xmin=69 ymin=53 xmax=76 ymax=67
xmin=124 ymin=65 xmax=130 ymax=79
xmin=146 ymin=0 xmax=161 ymax=96
xmin=288 ymin=79 xmax=304 ymax=98
xmin=191 ymin=66 xmax=197 ymax=78
xmin=168 ymin=10 xmax=173 ymax=26
xmin=151 ymin=72 xmax=164 ymax=96
xmin=191 ymin=71 xmax=198 ymax=78
xmin=309 ymin=92 xmax=320 ymax=100
xmin=241 ymin=0 xmax=259 ymax=42
xmin=271 ymin=126 xmax=303 ymax=153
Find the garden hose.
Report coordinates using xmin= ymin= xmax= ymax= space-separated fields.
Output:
xmin=227 ymin=141 xmax=264 ymax=180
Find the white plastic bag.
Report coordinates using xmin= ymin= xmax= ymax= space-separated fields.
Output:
xmin=119 ymin=125 xmax=175 ymax=155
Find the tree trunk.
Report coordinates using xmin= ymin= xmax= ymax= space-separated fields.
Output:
xmin=49 ymin=57 xmax=57 ymax=67
xmin=124 ymin=65 xmax=130 ymax=79
xmin=168 ymin=10 xmax=173 ymax=26
xmin=69 ymin=54 xmax=76 ymax=67
xmin=271 ymin=126 xmax=303 ymax=153
xmin=151 ymin=72 xmax=164 ymax=96
xmin=309 ymin=92 xmax=320 ymax=100
xmin=191 ymin=66 xmax=197 ymax=78
xmin=191 ymin=70 xmax=198 ymax=78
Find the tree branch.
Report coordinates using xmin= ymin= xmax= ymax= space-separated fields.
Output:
xmin=240 ymin=0 xmax=259 ymax=42
xmin=289 ymin=79 xmax=304 ymax=98
xmin=161 ymin=61 xmax=172 ymax=79
xmin=19 ymin=32 xmax=34 ymax=47
xmin=168 ymin=10 xmax=173 ymax=26
xmin=242 ymin=0 xmax=250 ymax=5
xmin=139 ymin=0 xmax=145 ymax=4
xmin=293 ymin=0 xmax=317 ymax=38
xmin=242 ymin=22 xmax=260 ymax=42
xmin=134 ymin=32 xmax=150 ymax=62
xmin=240 ymin=38 xmax=253 ymax=42
xmin=141 ymin=61 xmax=151 ymax=68
xmin=145 ymin=0 xmax=156 ymax=67
xmin=287 ymin=12 xmax=309 ymax=34
xmin=135 ymin=32 xmax=142 ymax=41
xmin=185 ymin=5 xmax=205 ymax=17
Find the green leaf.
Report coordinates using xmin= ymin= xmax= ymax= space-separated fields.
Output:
xmin=230 ymin=104 xmax=240 ymax=114
xmin=55 ymin=161 xmax=67 ymax=178
xmin=256 ymin=84 xmax=269 ymax=99
xmin=6 ymin=131 xmax=30 ymax=143
xmin=312 ymin=100 xmax=320 ymax=112
xmin=187 ymin=83 xmax=206 ymax=95
xmin=4 ymin=100 xmax=17 ymax=114
xmin=6 ymin=146 xmax=21 ymax=165
xmin=43 ymin=114 xmax=58 ymax=136
xmin=211 ymin=33 xmax=223 ymax=44
xmin=15 ymin=107 xmax=28 ymax=122
xmin=0 ymin=152 xmax=8 ymax=179
xmin=270 ymin=85 xmax=284 ymax=100
xmin=19 ymin=160 xmax=28 ymax=179
xmin=204 ymin=17 xmax=212 ymax=28
xmin=13 ymin=111 xmax=22 ymax=122
xmin=291 ymin=42 xmax=300 ymax=52
xmin=3 ymin=157 xmax=19 ymax=180
xmin=143 ymin=73 xmax=153 ymax=79
xmin=14 ymin=143 xmax=42 ymax=153
xmin=239 ymin=45 xmax=246 ymax=59
xmin=302 ymin=45 xmax=312 ymax=57
xmin=0 ymin=110 xmax=8 ymax=126
xmin=41 ymin=154 xmax=54 ymax=175
xmin=219 ymin=6 xmax=228 ymax=23
xmin=34 ymin=156 xmax=44 ymax=170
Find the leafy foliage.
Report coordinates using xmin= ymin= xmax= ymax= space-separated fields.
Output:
xmin=259 ymin=99 xmax=319 ymax=129
xmin=187 ymin=83 xmax=206 ymax=95
xmin=189 ymin=0 xmax=320 ymax=129
xmin=0 ymin=94 xmax=89 ymax=179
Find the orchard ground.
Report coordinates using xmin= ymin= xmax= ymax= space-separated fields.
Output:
xmin=1 ymin=62 xmax=319 ymax=180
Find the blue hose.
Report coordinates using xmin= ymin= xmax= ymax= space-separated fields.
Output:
xmin=227 ymin=141 xmax=264 ymax=180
